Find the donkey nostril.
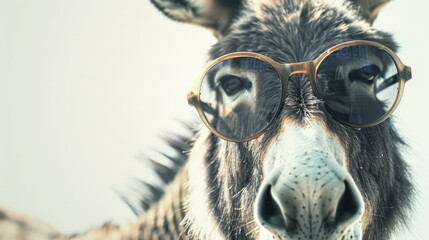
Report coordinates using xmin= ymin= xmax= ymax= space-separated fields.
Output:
xmin=258 ymin=185 xmax=285 ymax=229
xmin=256 ymin=185 xmax=296 ymax=232
xmin=335 ymin=180 xmax=362 ymax=227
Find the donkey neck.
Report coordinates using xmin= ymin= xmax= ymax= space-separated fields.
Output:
xmin=137 ymin=164 xmax=190 ymax=239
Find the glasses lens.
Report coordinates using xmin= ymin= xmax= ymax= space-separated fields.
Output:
xmin=199 ymin=57 xmax=282 ymax=140
xmin=316 ymin=45 xmax=400 ymax=126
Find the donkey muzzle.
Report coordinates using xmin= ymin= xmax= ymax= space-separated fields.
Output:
xmin=255 ymin=122 xmax=364 ymax=239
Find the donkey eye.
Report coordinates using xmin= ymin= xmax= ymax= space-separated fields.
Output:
xmin=349 ymin=64 xmax=381 ymax=83
xmin=218 ymin=75 xmax=252 ymax=96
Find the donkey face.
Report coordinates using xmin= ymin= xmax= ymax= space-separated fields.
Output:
xmin=152 ymin=0 xmax=413 ymax=239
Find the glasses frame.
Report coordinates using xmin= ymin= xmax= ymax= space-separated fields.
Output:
xmin=187 ymin=40 xmax=412 ymax=142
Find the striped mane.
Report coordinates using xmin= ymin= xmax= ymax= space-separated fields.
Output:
xmin=123 ymin=122 xmax=197 ymax=215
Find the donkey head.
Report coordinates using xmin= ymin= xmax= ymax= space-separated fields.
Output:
xmin=152 ymin=0 xmax=413 ymax=239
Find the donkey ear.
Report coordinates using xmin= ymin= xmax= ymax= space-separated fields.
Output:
xmin=349 ymin=0 xmax=391 ymax=24
xmin=150 ymin=0 xmax=243 ymax=38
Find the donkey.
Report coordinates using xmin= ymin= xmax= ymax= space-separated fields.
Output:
xmin=0 ymin=0 xmax=413 ymax=239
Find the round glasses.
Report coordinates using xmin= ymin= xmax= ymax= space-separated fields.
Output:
xmin=187 ymin=40 xmax=412 ymax=142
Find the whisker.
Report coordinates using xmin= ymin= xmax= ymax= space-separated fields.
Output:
xmin=245 ymin=226 xmax=260 ymax=236
xmin=231 ymin=219 xmax=257 ymax=231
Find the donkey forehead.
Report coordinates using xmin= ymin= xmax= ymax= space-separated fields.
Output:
xmin=210 ymin=0 xmax=394 ymax=61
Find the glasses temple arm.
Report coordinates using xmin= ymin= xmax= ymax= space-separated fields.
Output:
xmin=403 ymin=65 xmax=412 ymax=82
xmin=377 ymin=74 xmax=398 ymax=92
xmin=187 ymin=92 xmax=218 ymax=115
xmin=377 ymin=66 xmax=412 ymax=92
xmin=188 ymin=91 xmax=239 ymax=140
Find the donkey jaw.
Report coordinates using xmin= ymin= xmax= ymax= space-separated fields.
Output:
xmin=255 ymin=121 xmax=365 ymax=240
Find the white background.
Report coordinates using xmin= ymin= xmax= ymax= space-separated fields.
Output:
xmin=0 ymin=0 xmax=427 ymax=239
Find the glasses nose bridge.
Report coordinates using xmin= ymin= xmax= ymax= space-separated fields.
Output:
xmin=279 ymin=61 xmax=318 ymax=99
xmin=282 ymin=61 xmax=314 ymax=79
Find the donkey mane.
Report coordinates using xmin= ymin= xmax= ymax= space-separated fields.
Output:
xmin=122 ymin=121 xmax=197 ymax=215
